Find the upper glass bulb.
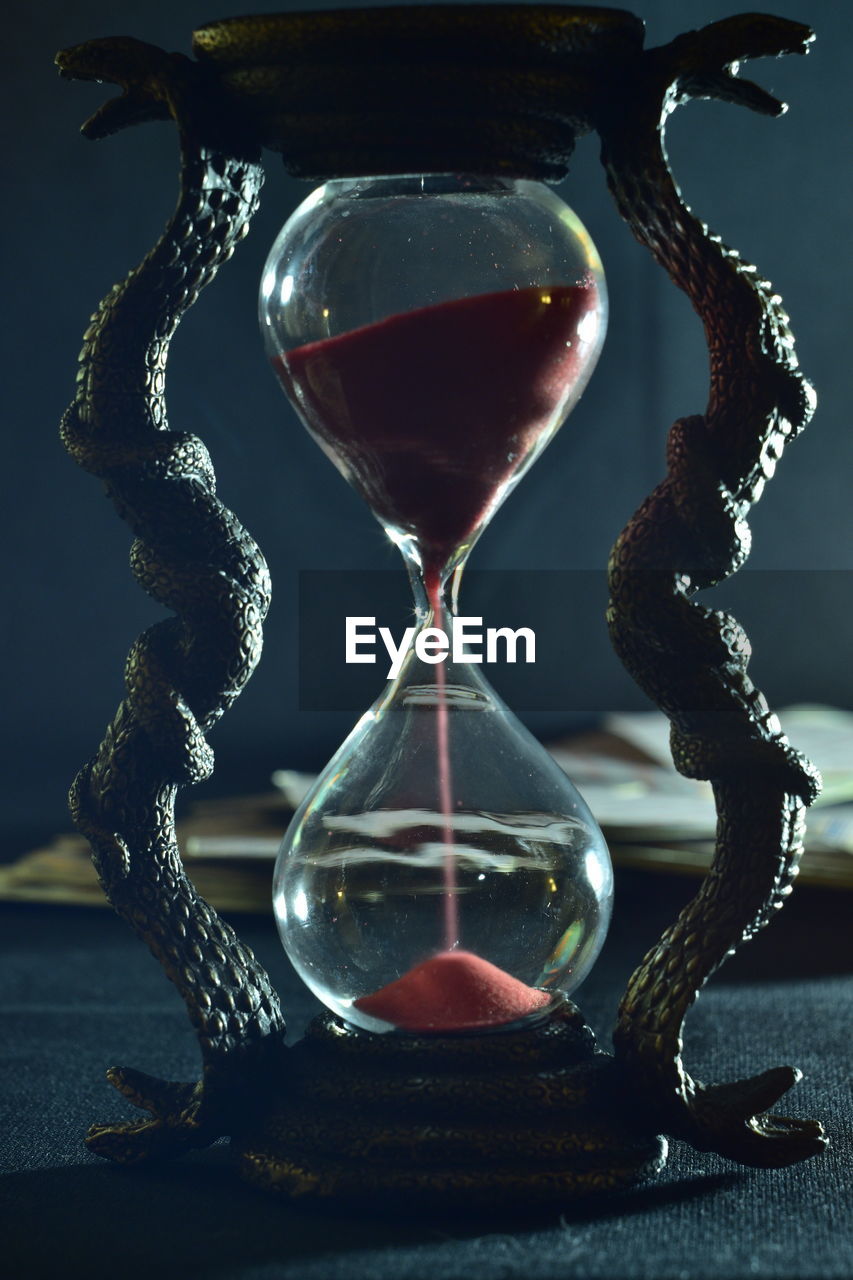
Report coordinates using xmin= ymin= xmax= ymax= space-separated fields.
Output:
xmin=260 ymin=174 xmax=607 ymax=594
xmin=261 ymin=174 xmax=611 ymax=1035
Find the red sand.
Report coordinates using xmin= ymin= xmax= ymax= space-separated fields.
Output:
xmin=353 ymin=949 xmax=550 ymax=1032
xmin=273 ymin=283 xmax=598 ymax=589
xmin=430 ymin=576 xmax=458 ymax=951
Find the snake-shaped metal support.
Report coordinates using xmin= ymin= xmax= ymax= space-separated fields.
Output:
xmin=597 ymin=15 xmax=825 ymax=1167
xmin=56 ymin=9 xmax=826 ymax=1184
xmin=57 ymin=39 xmax=286 ymax=1162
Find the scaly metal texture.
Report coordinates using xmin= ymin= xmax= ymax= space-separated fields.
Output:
xmin=596 ymin=14 xmax=825 ymax=1168
xmin=57 ymin=38 xmax=286 ymax=1162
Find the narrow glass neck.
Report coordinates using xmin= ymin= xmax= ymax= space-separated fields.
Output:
xmin=405 ymin=556 xmax=466 ymax=627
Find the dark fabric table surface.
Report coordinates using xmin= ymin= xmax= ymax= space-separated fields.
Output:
xmin=1 ymin=869 xmax=850 ymax=1280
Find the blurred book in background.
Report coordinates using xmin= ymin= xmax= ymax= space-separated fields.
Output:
xmin=3 ymin=705 xmax=852 ymax=912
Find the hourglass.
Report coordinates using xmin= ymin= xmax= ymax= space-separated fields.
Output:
xmin=261 ymin=174 xmax=612 ymax=1035
xmin=57 ymin=6 xmax=827 ymax=1204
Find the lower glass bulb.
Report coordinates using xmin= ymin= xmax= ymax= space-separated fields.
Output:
xmin=273 ymin=649 xmax=612 ymax=1034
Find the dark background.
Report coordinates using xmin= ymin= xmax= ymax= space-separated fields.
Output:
xmin=1 ymin=6 xmax=851 ymax=1277
xmin=2 ymin=0 xmax=851 ymax=851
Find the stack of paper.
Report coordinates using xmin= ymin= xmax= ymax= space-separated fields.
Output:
xmin=2 ymin=705 xmax=851 ymax=910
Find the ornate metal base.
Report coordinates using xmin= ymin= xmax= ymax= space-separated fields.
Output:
xmin=234 ymin=1002 xmax=667 ymax=1205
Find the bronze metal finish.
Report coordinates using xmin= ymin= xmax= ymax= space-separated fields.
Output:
xmin=237 ymin=1002 xmax=666 ymax=1204
xmin=190 ymin=6 xmax=643 ymax=179
xmin=55 ymin=5 xmax=826 ymax=1200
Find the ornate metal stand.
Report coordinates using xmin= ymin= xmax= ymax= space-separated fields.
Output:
xmin=56 ymin=6 xmax=826 ymax=1202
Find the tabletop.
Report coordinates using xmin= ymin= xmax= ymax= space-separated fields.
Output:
xmin=1 ymin=869 xmax=850 ymax=1280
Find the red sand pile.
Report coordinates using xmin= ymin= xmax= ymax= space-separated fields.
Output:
xmin=354 ymin=949 xmax=550 ymax=1032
